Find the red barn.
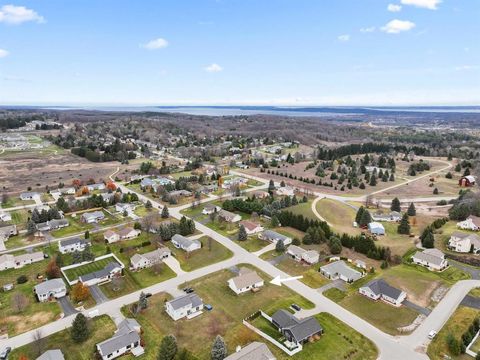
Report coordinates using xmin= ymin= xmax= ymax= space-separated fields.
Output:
xmin=459 ymin=175 xmax=476 ymax=187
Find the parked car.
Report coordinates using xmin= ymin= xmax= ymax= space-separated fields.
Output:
xmin=205 ymin=304 xmax=213 ymax=311
xmin=183 ymin=287 xmax=194 ymax=294
xmin=145 ymin=293 xmax=152 ymax=298
xmin=0 ymin=347 xmax=11 ymax=360
xmin=428 ymin=330 xmax=437 ymax=339
xmin=291 ymin=304 xmax=301 ymax=311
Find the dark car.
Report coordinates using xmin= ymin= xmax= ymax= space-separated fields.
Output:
xmin=183 ymin=287 xmax=194 ymax=294
xmin=291 ymin=304 xmax=301 ymax=312
xmin=0 ymin=347 xmax=11 ymax=360
xmin=145 ymin=293 xmax=153 ymax=298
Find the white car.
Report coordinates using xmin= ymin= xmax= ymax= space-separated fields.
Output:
xmin=428 ymin=330 xmax=437 ymax=339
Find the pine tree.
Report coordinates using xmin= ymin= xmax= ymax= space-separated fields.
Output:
xmin=71 ymin=313 xmax=89 ymax=343
xmin=355 ymin=206 xmax=365 ymax=224
xmin=26 ymin=219 xmax=36 ymax=235
xmin=397 ymin=213 xmax=411 ymax=234
xmin=238 ymin=225 xmax=247 ymax=241
xmin=359 ymin=210 xmax=372 ymax=227
xmin=146 ymin=200 xmax=153 ymax=209
xmin=158 ymin=335 xmax=177 ymax=360
xmin=268 ymin=180 xmax=275 ymax=193
xmin=407 ymin=202 xmax=416 ymax=216
xmin=275 ymin=240 xmax=285 ymax=253
xmin=421 ymin=231 xmax=435 ymax=248
xmin=211 ymin=335 xmax=227 ymax=360
xmin=161 ymin=206 xmax=169 ymax=218
xmin=139 ymin=291 xmax=148 ymax=310
xmin=369 ymin=174 xmax=377 ymax=186
xmin=270 ymin=215 xmax=280 ymax=227
xmin=390 ymin=197 xmax=401 ymax=212
xmin=433 ymin=187 xmax=439 ymax=195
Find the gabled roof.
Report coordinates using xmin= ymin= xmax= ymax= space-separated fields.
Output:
xmin=172 ymin=234 xmax=200 ymax=248
xmin=272 ymin=310 xmax=322 ymax=343
xmin=97 ymin=327 xmax=140 ymax=356
xmin=37 ymin=349 xmax=65 ymax=360
xmin=320 ymin=260 xmax=362 ymax=280
xmin=60 ymin=237 xmax=88 ymax=247
xmin=230 ymin=270 xmax=263 ymax=290
xmin=287 ymin=245 xmax=305 ymax=257
xmin=79 ymin=262 xmax=121 ymax=282
xmin=240 ymin=220 xmax=262 ymax=232
xmin=362 ymin=279 xmax=404 ymax=300
xmin=167 ymin=292 xmax=203 ymax=311
xmin=261 ymin=230 xmax=290 ymax=242
xmin=34 ymin=278 xmax=66 ymax=294
xmin=224 ymin=342 xmax=275 ymax=360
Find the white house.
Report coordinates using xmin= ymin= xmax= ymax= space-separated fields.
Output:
xmin=117 ymin=227 xmax=141 ymax=240
xmin=165 ymin=293 xmax=204 ymax=321
xmin=96 ymin=318 xmax=144 ymax=360
xmin=258 ymin=230 xmax=292 ymax=245
xmin=218 ymin=209 xmax=242 ymax=223
xmin=0 ymin=224 xmax=17 ymax=240
xmin=81 ymin=210 xmax=105 ymax=223
xmin=228 ymin=268 xmax=264 ymax=295
xmin=34 ymin=278 xmax=67 ymax=302
xmin=457 ymin=215 xmax=480 ymax=231
xmin=448 ymin=231 xmax=480 ymax=253
xmin=368 ymin=222 xmax=385 ymax=235
xmin=371 ymin=211 xmax=401 ymax=222
xmin=0 ymin=254 xmax=15 ymax=271
xmin=359 ymin=279 xmax=406 ymax=307
xmin=0 ymin=251 xmax=44 ymax=271
xmin=287 ymin=245 xmax=320 ymax=265
xmin=59 ymin=238 xmax=90 ymax=254
xmin=239 ymin=220 xmax=264 ymax=235
xmin=171 ymin=234 xmax=201 ymax=252
xmin=116 ymin=203 xmax=136 ymax=214
xmin=320 ymin=260 xmax=362 ymax=283
xmin=20 ymin=192 xmax=40 ymax=200
xmin=79 ymin=262 xmax=123 ymax=286
xmin=87 ymin=183 xmax=105 ymax=191
xmin=130 ymin=247 xmax=171 ymax=270
xmin=104 ymin=230 xmax=121 ymax=243
xmin=275 ymin=186 xmax=295 ymax=197
xmin=412 ymin=248 xmax=448 ymax=271
xmin=202 ymin=204 xmax=221 ymax=215
xmin=0 ymin=212 xmax=12 ymax=222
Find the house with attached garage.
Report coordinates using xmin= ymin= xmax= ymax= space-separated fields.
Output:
xmin=37 ymin=349 xmax=65 ymax=360
xmin=0 ymin=251 xmax=45 ymax=271
xmin=202 ymin=204 xmax=221 ymax=215
xmin=258 ymin=230 xmax=292 ymax=246
xmin=228 ymin=267 xmax=264 ymax=295
xmin=225 ymin=342 xmax=275 ymax=360
xmin=287 ymin=245 xmax=320 ymax=265
xmin=218 ymin=209 xmax=242 ymax=223
xmin=319 ymin=260 xmax=363 ymax=283
xmin=36 ymin=219 xmax=69 ymax=232
xmin=0 ymin=212 xmax=11 ymax=222
xmin=359 ymin=279 xmax=407 ymax=307
xmin=96 ymin=318 xmax=144 ymax=360
xmin=130 ymin=247 xmax=171 ymax=270
xmin=271 ymin=309 xmax=323 ymax=348
xmin=165 ymin=292 xmax=204 ymax=321
xmin=171 ymin=234 xmax=201 ymax=252
xmin=20 ymin=191 xmax=40 ymax=200
xmin=448 ymin=231 xmax=480 ymax=253
xmin=58 ymin=237 xmax=90 ymax=254
xmin=81 ymin=210 xmax=105 ymax=223
xmin=104 ymin=229 xmax=121 ymax=243
xmin=34 ymin=278 xmax=67 ymax=302
xmin=79 ymin=262 xmax=123 ymax=286
xmin=275 ymin=186 xmax=295 ymax=197
xmin=457 ymin=215 xmax=480 ymax=231
xmin=0 ymin=224 xmax=17 ymax=240
xmin=0 ymin=254 xmax=15 ymax=271
xmin=116 ymin=203 xmax=136 ymax=214
xmin=168 ymin=189 xmax=193 ymax=198
xmin=371 ymin=211 xmax=401 ymax=222
xmin=412 ymin=248 xmax=448 ymax=271
xmin=117 ymin=227 xmax=141 ymax=241
xmin=87 ymin=183 xmax=106 ymax=191
xmin=239 ymin=220 xmax=264 ymax=235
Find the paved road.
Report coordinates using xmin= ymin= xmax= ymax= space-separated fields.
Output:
xmin=89 ymin=285 xmax=108 ymax=304
xmin=57 ymin=296 xmax=78 ymax=316
xmin=460 ymin=295 xmax=480 ymax=310
xmin=450 ymin=260 xmax=480 ymax=280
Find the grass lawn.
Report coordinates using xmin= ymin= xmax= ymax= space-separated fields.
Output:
xmin=323 ymin=287 xmax=348 ymax=302
xmin=316 ymin=199 xmax=359 ymax=235
xmin=99 ymin=271 xmax=139 ymax=299
xmin=236 ymin=236 xmax=269 ymax=252
xmin=274 ymin=257 xmax=330 ymax=289
xmin=1 ymin=197 xmax=35 ymax=208
xmin=167 ymin=236 xmax=233 ymax=271
xmin=375 ymin=222 xmax=417 ymax=257
xmin=8 ymin=315 xmax=117 ymax=360
xmin=427 ymin=306 xmax=480 ymax=360
xmin=50 ymin=216 xmax=94 ymax=238
xmin=287 ymin=199 xmax=317 ymax=221
xmin=121 ymin=267 xmax=314 ymax=359
xmin=63 ymin=256 xmax=122 ymax=282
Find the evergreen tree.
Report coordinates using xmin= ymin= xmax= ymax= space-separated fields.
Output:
xmin=26 ymin=219 xmax=36 ymax=235
xmin=407 ymin=202 xmax=416 ymax=216
xmin=71 ymin=313 xmax=89 ymax=343
xmin=268 ymin=180 xmax=275 ymax=193
xmin=369 ymin=174 xmax=377 ymax=186
xmin=238 ymin=225 xmax=247 ymax=241
xmin=389 ymin=173 xmax=395 ymax=181
xmin=390 ymin=197 xmax=401 ymax=212
xmin=139 ymin=291 xmax=148 ymax=310
xmin=397 ymin=213 xmax=411 ymax=234
xmin=84 ymin=230 xmax=90 ymax=239
xmin=211 ymin=335 xmax=227 ymax=360
xmin=355 ymin=206 xmax=365 ymax=224
xmin=421 ymin=231 xmax=435 ymax=248
xmin=433 ymin=187 xmax=439 ymax=195
xmin=328 ymin=236 xmax=342 ymax=254
xmin=161 ymin=206 xmax=169 ymax=218
xmin=270 ymin=215 xmax=280 ymax=228
xmin=158 ymin=335 xmax=178 ymax=360
xmin=146 ymin=200 xmax=153 ymax=209
xmin=359 ymin=210 xmax=372 ymax=227
xmin=275 ymin=240 xmax=285 ymax=253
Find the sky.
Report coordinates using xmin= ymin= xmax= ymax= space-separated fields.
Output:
xmin=0 ymin=0 xmax=479 ymax=106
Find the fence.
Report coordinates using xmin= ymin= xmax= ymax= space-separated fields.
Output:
xmin=60 ymin=253 xmax=125 ymax=285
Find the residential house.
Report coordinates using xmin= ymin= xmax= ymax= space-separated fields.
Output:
xmin=228 ymin=268 xmax=264 ymax=295
xmin=116 ymin=203 xmax=136 ymax=214
xmin=0 ymin=251 xmax=44 ymax=271
xmin=59 ymin=238 xmax=90 ymax=254
xmin=81 ymin=210 xmax=105 ymax=223
xmin=37 ymin=349 xmax=65 ymax=360
xmin=275 ymin=187 xmax=295 ymax=197
xmin=202 ymin=204 xmax=221 ymax=215
xmin=319 ymin=260 xmax=362 ymax=283
xmin=168 ymin=190 xmax=193 ymax=198
xmin=200 ymin=184 xmax=218 ymax=194
xmin=0 ymin=224 xmax=17 ymax=240
xmin=34 ymin=278 xmax=67 ymax=302
xmin=87 ymin=183 xmax=105 ymax=191
xmin=359 ymin=279 xmax=407 ymax=307
xmin=457 ymin=215 xmax=480 ymax=231
xmin=0 ymin=212 xmax=12 ymax=222
xmin=239 ymin=220 xmax=264 ymax=235
xmin=448 ymin=231 xmax=480 ymax=253
xmin=36 ymin=219 xmax=69 ymax=232
xmin=459 ymin=175 xmax=476 ymax=187
xmin=355 ymin=260 xmax=367 ymax=270
xmin=20 ymin=191 xmax=40 ymax=200
xmin=371 ymin=211 xmax=401 ymax=222
xmin=104 ymin=229 xmax=121 ymax=243
xmin=287 ymin=245 xmax=320 ymax=265
xmin=271 ymin=310 xmax=323 ymax=347
xmin=251 ymin=190 xmax=270 ymax=199
xmin=368 ymin=222 xmax=385 ymax=235
xmin=0 ymin=254 xmax=15 ymax=270
xmin=171 ymin=234 xmax=201 ymax=252
xmin=258 ymin=230 xmax=292 ymax=245
xmin=224 ymin=342 xmax=275 ymax=360
xmin=79 ymin=262 xmax=123 ymax=286
xmin=130 ymin=247 xmax=171 ymax=270
xmin=412 ymin=248 xmax=448 ymax=271
xmin=117 ymin=227 xmax=141 ymax=241
xmin=96 ymin=318 xmax=144 ymax=360
xmin=165 ymin=292 xmax=204 ymax=321
xmin=218 ymin=209 xmax=242 ymax=223
xmin=101 ymin=192 xmax=115 ymax=203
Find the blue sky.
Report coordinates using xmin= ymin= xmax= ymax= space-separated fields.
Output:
xmin=0 ymin=0 xmax=479 ymax=105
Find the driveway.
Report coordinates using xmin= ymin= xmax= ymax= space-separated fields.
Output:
xmin=460 ymin=295 xmax=480 ymax=310
xmin=450 ymin=261 xmax=480 ymax=280
xmin=268 ymin=253 xmax=287 ymax=266
xmin=89 ymin=285 xmax=108 ymax=304
xmin=57 ymin=296 xmax=78 ymax=317
xmin=403 ymin=300 xmax=432 ymax=316
xmin=318 ymin=279 xmax=346 ymax=293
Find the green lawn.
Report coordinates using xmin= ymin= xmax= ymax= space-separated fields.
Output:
xmin=99 ymin=271 xmax=139 ymax=299
xmin=287 ymin=199 xmax=317 ymax=220
xmin=316 ymin=199 xmax=358 ymax=235
xmin=8 ymin=315 xmax=117 ymax=360
xmin=236 ymin=236 xmax=269 ymax=252
xmin=50 ymin=216 xmax=94 ymax=238
xmin=166 ymin=236 xmax=233 ymax=271
xmin=63 ymin=256 xmax=122 ymax=282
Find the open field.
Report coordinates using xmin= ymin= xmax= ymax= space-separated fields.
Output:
xmin=8 ymin=315 xmax=117 ymax=360
xmin=316 ymin=199 xmax=359 ymax=235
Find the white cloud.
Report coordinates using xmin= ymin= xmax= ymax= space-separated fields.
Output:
xmin=388 ymin=4 xmax=402 ymax=12
xmin=0 ymin=49 xmax=9 ymax=58
xmin=204 ymin=63 xmax=223 ymax=73
xmin=381 ymin=19 xmax=416 ymax=34
xmin=455 ymin=65 xmax=478 ymax=71
xmin=0 ymin=5 xmax=44 ymax=25
xmin=141 ymin=38 xmax=169 ymax=50
xmin=401 ymin=0 xmax=441 ymax=10
xmin=337 ymin=34 xmax=350 ymax=42
xmin=360 ymin=27 xmax=376 ymax=33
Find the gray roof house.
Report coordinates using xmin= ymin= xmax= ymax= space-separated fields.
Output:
xmin=271 ymin=310 xmax=323 ymax=346
xmin=171 ymin=234 xmax=201 ymax=252
xmin=258 ymin=230 xmax=292 ymax=245
xmin=319 ymin=260 xmax=363 ymax=283
xmin=34 ymin=278 xmax=67 ymax=302
xmin=20 ymin=191 xmax=40 ymax=200
xmin=81 ymin=210 xmax=105 ymax=223
xmin=58 ymin=237 xmax=90 ymax=254
xmin=412 ymin=248 xmax=448 ymax=271
xmin=96 ymin=318 xmax=143 ymax=360
xmin=37 ymin=349 xmax=65 ymax=360
xmin=130 ymin=247 xmax=171 ymax=270
xmin=225 ymin=342 xmax=276 ymax=360
xmin=79 ymin=262 xmax=123 ymax=286
xmin=359 ymin=279 xmax=407 ymax=307
xmin=165 ymin=292 xmax=204 ymax=321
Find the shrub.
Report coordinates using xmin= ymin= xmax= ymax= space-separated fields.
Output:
xmin=17 ymin=275 xmax=28 ymax=284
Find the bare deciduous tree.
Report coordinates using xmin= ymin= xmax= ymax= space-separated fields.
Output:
xmin=31 ymin=329 xmax=46 ymax=356
xmin=11 ymin=292 xmax=29 ymax=313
